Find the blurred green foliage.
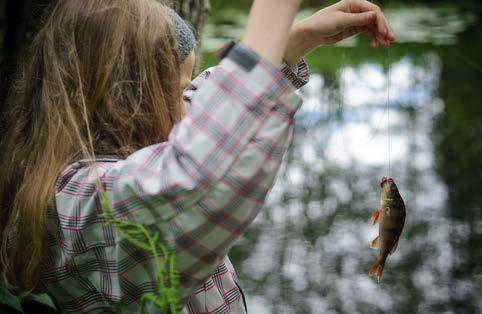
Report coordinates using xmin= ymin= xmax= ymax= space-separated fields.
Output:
xmin=0 ymin=281 xmax=57 ymax=313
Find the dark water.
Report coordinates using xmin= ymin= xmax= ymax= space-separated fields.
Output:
xmin=204 ymin=3 xmax=482 ymax=314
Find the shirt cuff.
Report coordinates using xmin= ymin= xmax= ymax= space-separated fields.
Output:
xmin=219 ymin=42 xmax=304 ymax=116
xmin=281 ymin=59 xmax=310 ymax=89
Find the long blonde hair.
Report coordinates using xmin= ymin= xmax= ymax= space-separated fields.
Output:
xmin=0 ymin=0 xmax=182 ymax=295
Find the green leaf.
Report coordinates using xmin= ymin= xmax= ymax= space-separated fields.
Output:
xmin=100 ymin=190 xmax=180 ymax=313
xmin=0 ymin=281 xmax=23 ymax=313
xmin=24 ymin=294 xmax=57 ymax=311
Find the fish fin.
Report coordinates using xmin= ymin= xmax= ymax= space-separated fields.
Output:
xmin=368 ymin=260 xmax=385 ymax=283
xmin=370 ymin=235 xmax=380 ymax=249
xmin=390 ymin=240 xmax=399 ymax=255
xmin=371 ymin=209 xmax=381 ymax=225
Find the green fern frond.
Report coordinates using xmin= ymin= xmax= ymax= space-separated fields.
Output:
xmin=99 ymin=191 xmax=180 ymax=314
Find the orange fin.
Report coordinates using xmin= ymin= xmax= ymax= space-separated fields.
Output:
xmin=368 ymin=260 xmax=385 ymax=283
xmin=371 ymin=209 xmax=381 ymax=225
xmin=390 ymin=240 xmax=399 ymax=255
xmin=370 ymin=235 xmax=380 ymax=249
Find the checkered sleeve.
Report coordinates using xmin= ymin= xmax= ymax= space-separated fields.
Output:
xmin=280 ymin=59 xmax=310 ymax=89
xmin=102 ymin=43 xmax=307 ymax=304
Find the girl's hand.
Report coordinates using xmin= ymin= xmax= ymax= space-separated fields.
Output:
xmin=284 ymin=0 xmax=395 ymax=66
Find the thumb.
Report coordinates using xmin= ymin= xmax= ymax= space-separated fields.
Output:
xmin=343 ymin=11 xmax=376 ymax=28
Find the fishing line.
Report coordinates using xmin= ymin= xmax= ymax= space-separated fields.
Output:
xmin=301 ymin=0 xmax=394 ymax=170
xmin=368 ymin=0 xmax=392 ymax=177
xmin=385 ymin=4 xmax=392 ymax=178
xmin=386 ymin=48 xmax=392 ymax=177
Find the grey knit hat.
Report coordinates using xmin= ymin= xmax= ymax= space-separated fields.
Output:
xmin=167 ymin=8 xmax=196 ymax=61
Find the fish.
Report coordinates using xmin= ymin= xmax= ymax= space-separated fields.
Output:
xmin=368 ymin=176 xmax=406 ymax=283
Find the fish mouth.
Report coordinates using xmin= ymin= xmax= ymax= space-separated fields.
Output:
xmin=380 ymin=176 xmax=393 ymax=188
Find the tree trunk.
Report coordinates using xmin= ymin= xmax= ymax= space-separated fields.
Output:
xmin=0 ymin=0 xmax=51 ymax=111
xmin=164 ymin=0 xmax=211 ymax=73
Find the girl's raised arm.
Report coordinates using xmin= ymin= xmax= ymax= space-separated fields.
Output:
xmin=242 ymin=0 xmax=302 ymax=66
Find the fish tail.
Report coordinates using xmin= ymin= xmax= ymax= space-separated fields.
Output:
xmin=368 ymin=260 xmax=385 ymax=283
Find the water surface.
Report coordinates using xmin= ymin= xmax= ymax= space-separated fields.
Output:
xmin=203 ymin=3 xmax=482 ymax=313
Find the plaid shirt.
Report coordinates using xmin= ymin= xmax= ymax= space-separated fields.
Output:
xmin=43 ymin=43 xmax=309 ymax=313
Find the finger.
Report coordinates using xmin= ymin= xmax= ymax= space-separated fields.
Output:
xmin=355 ymin=26 xmax=389 ymax=48
xmin=358 ymin=25 xmax=376 ymax=38
xmin=366 ymin=23 xmax=391 ymax=47
xmin=376 ymin=9 xmax=396 ymax=42
xmin=342 ymin=25 xmax=379 ymax=48
xmin=376 ymin=10 xmax=395 ymax=41
xmin=343 ymin=11 xmax=376 ymax=28
xmin=381 ymin=13 xmax=395 ymax=41
xmin=350 ymin=0 xmax=394 ymax=40
xmin=371 ymin=37 xmax=378 ymax=48
xmin=349 ymin=26 xmax=377 ymax=40
xmin=326 ymin=26 xmax=376 ymax=45
xmin=383 ymin=16 xmax=396 ymax=41
xmin=374 ymin=9 xmax=389 ymax=38
xmin=341 ymin=27 xmax=363 ymax=40
xmin=320 ymin=26 xmax=362 ymax=45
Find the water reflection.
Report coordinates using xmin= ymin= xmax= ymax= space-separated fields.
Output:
xmin=204 ymin=3 xmax=481 ymax=314
xmin=386 ymin=7 xmax=477 ymax=45
xmin=300 ymin=54 xmax=443 ymax=168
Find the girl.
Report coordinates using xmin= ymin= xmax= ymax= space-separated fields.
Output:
xmin=0 ymin=0 xmax=394 ymax=312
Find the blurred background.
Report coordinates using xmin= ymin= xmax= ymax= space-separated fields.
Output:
xmin=0 ymin=0 xmax=481 ymax=313
xmin=202 ymin=1 xmax=482 ymax=313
